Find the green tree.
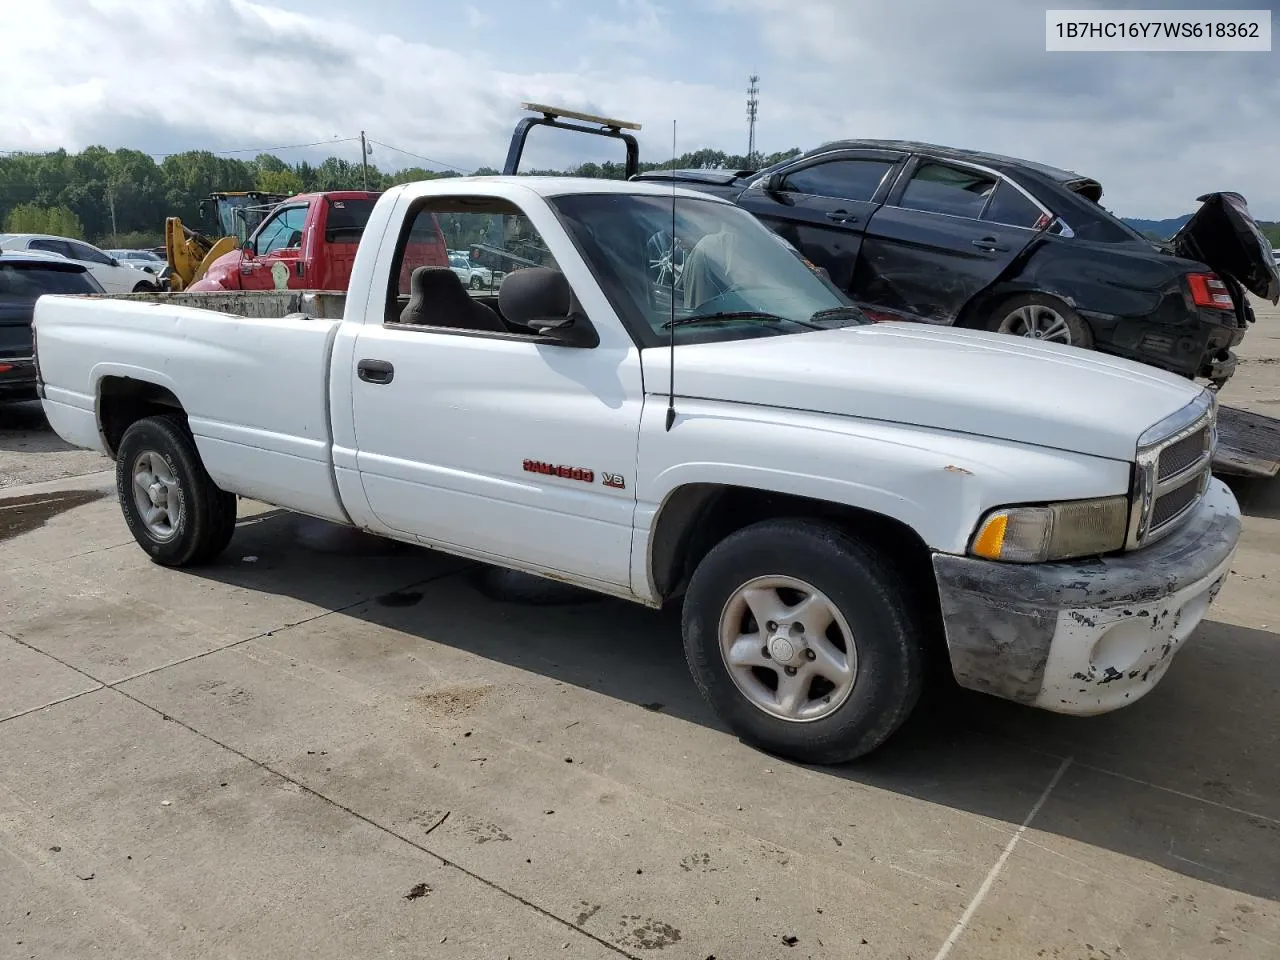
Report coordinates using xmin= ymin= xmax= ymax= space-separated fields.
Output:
xmin=0 ymin=141 xmax=826 ymax=250
xmin=258 ymin=168 xmax=305 ymax=195
xmin=4 ymin=203 xmax=85 ymax=238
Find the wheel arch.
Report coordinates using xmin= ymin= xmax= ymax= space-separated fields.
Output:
xmin=954 ymin=279 xmax=1048 ymax=330
xmin=96 ymin=373 xmax=188 ymax=459
xmin=648 ymin=483 xmax=939 ymax=613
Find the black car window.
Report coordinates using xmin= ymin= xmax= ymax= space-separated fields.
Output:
xmin=28 ymin=238 xmax=72 ymax=258
xmin=782 ymin=159 xmax=894 ymax=203
xmin=0 ymin=263 xmax=100 ymax=300
xmin=66 ymin=240 xmax=114 ymax=265
xmin=981 ymin=181 xmax=1045 ymax=229
xmin=899 ymin=162 xmax=997 ymax=219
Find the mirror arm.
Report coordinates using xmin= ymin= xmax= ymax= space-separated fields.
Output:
xmin=527 ymin=312 xmax=599 ymax=348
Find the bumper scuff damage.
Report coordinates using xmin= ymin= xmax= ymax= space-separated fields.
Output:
xmin=933 ymin=477 xmax=1241 ymax=714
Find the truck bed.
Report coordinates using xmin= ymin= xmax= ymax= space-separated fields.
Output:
xmin=103 ymin=289 xmax=348 ymax=319
xmin=34 ymin=290 xmax=351 ymax=523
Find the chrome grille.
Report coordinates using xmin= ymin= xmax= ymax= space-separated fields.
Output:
xmin=1157 ymin=426 xmax=1209 ymax=481
xmin=1149 ymin=473 xmax=1204 ymax=530
xmin=1128 ymin=393 xmax=1216 ymax=549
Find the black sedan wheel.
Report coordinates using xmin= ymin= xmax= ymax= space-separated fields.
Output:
xmin=986 ymin=293 xmax=1094 ymax=349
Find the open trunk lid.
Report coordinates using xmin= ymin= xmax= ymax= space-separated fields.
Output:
xmin=1171 ymin=192 xmax=1280 ymax=302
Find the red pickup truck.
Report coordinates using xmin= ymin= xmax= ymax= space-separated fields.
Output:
xmin=190 ymin=191 xmax=449 ymax=292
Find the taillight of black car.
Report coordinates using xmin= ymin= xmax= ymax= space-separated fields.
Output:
xmin=1185 ymin=272 xmax=1235 ymax=312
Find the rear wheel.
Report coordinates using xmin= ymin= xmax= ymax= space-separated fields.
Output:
xmin=985 ymin=293 xmax=1093 ymax=348
xmin=131 ymin=281 xmax=158 ymax=293
xmin=116 ymin=415 xmax=237 ymax=567
xmin=470 ymin=274 xmax=483 ymax=290
xmin=681 ymin=519 xmax=925 ymax=765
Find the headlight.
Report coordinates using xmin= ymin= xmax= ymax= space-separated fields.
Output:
xmin=969 ymin=495 xmax=1129 ymax=563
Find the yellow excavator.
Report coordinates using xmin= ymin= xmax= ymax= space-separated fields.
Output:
xmin=164 ymin=191 xmax=288 ymax=291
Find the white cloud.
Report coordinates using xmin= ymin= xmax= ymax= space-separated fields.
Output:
xmin=2 ymin=0 xmax=739 ymax=176
xmin=3 ymin=0 xmax=1277 ymax=217
xmin=584 ymin=0 xmax=671 ymax=49
xmin=711 ymin=0 xmax=1280 ymax=218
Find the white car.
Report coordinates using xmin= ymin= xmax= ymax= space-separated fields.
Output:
xmin=0 ymin=234 xmax=160 ymax=293
xmin=32 ymin=177 xmax=1241 ymax=765
xmin=448 ymin=252 xmax=492 ymax=290
xmin=108 ymin=249 xmax=168 ymax=275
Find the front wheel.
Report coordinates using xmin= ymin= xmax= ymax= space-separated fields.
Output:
xmin=116 ymin=415 xmax=238 ymax=567
xmin=132 ymin=281 xmax=158 ymax=293
xmin=681 ymin=519 xmax=925 ymax=765
xmin=469 ymin=275 xmax=483 ymax=290
xmin=984 ymin=293 xmax=1093 ymax=348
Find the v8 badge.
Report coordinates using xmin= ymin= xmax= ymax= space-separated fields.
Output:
xmin=602 ymin=472 xmax=626 ymax=489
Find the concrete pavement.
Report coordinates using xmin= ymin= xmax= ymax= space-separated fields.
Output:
xmin=2 ymin=305 xmax=1279 ymax=958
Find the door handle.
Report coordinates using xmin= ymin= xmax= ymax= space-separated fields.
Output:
xmin=825 ymin=210 xmax=859 ymax=223
xmin=971 ymin=237 xmax=1009 ymax=252
xmin=357 ymin=359 xmax=394 ymax=384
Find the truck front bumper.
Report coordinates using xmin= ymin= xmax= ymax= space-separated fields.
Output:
xmin=932 ymin=477 xmax=1241 ymax=715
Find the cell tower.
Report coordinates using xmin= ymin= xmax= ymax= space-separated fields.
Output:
xmin=746 ymin=74 xmax=760 ymax=166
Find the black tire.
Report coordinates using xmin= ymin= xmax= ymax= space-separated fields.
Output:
xmin=470 ymin=275 xmax=483 ymax=290
xmin=115 ymin=414 xmax=237 ymax=567
xmin=132 ymin=281 xmax=157 ymax=293
xmin=983 ymin=292 xmax=1094 ymax=349
xmin=682 ymin=519 xmax=925 ymax=765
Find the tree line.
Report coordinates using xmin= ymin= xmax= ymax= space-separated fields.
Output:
xmin=0 ymin=145 xmax=802 ymax=250
xmin=9 ymin=144 xmax=1274 ymax=252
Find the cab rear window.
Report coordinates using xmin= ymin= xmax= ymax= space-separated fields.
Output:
xmin=325 ymin=199 xmax=378 ymax=243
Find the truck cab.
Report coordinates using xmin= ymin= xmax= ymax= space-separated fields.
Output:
xmin=191 ymin=191 xmax=450 ymax=292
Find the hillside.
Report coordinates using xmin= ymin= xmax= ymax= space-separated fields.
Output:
xmin=1123 ymin=213 xmax=1280 ymax=247
xmin=1121 ymin=215 xmax=1192 ymax=237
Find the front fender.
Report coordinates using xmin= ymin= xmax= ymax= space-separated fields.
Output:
xmin=632 ymin=398 xmax=1132 ymax=600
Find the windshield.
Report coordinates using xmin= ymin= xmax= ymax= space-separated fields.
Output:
xmin=549 ymin=193 xmax=865 ymax=346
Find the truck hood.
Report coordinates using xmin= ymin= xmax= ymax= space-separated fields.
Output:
xmin=187 ymin=250 xmax=242 ymax=292
xmin=1171 ymin=192 xmax=1280 ymax=303
xmin=644 ymin=323 xmax=1202 ymax=462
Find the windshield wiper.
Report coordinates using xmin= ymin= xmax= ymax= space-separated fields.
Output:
xmin=661 ymin=311 xmax=821 ymax=330
xmin=808 ymin=305 xmax=869 ymax=324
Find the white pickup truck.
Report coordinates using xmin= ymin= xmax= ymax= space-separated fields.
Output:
xmin=32 ymin=175 xmax=1241 ymax=764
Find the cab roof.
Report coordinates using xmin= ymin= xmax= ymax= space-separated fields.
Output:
xmin=404 ymin=175 xmax=733 ymax=202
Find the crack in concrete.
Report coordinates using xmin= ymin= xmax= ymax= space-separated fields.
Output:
xmin=0 ymin=566 xmax=463 ymax=724
xmin=0 ymin=566 xmax=645 ymax=960
xmin=931 ymin=757 xmax=1073 ymax=960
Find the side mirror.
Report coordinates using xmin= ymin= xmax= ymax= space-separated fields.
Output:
xmin=499 ymin=266 xmax=599 ymax=348
xmin=525 ymin=312 xmax=599 ymax=348
xmin=765 ymin=172 xmax=787 ymax=194
xmin=241 ymin=239 xmax=253 ymax=254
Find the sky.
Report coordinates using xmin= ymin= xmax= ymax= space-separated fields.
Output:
xmin=4 ymin=0 xmax=1279 ymax=219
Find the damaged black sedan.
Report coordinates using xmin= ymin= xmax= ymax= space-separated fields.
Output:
xmin=637 ymin=141 xmax=1280 ymax=387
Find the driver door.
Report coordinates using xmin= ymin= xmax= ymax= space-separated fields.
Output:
xmin=346 ymin=192 xmax=644 ymax=590
xmin=240 ymin=203 xmax=309 ymax=290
